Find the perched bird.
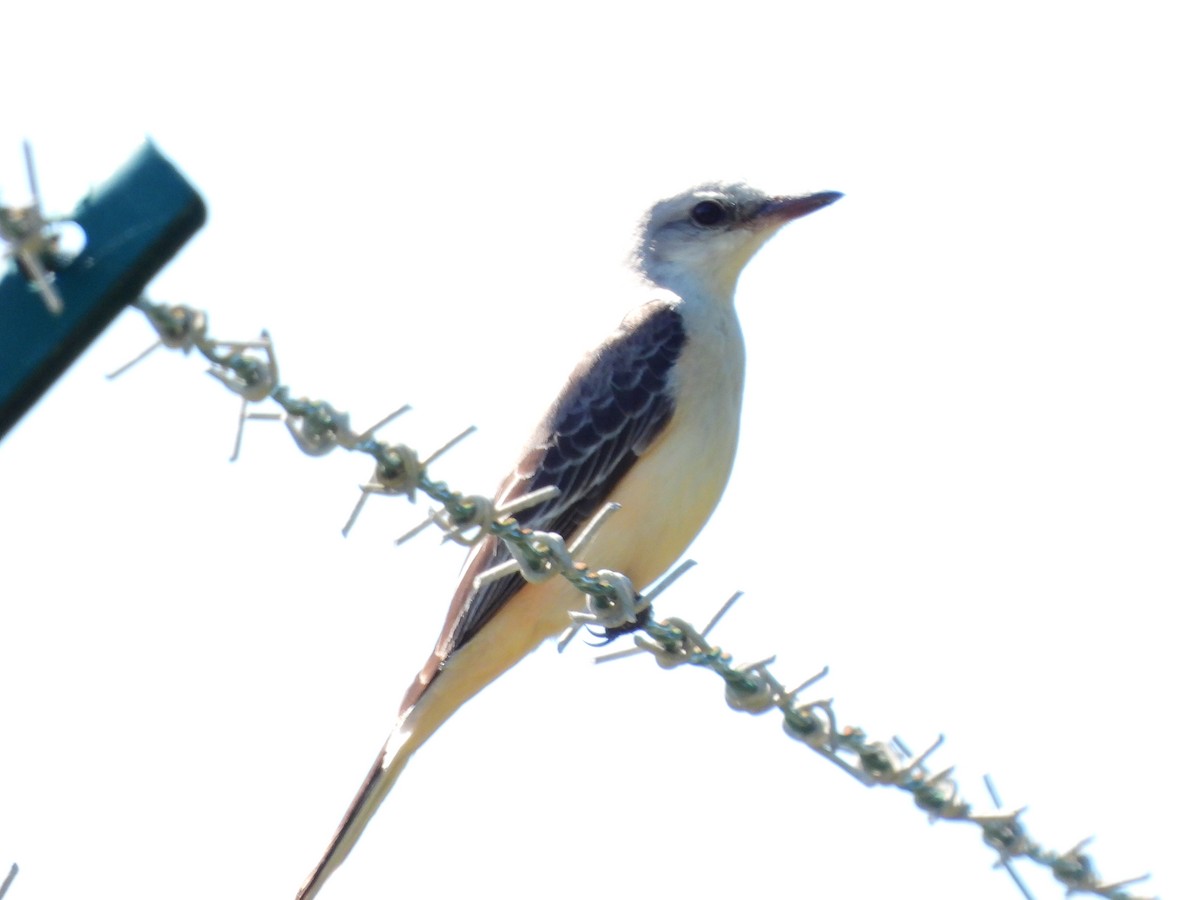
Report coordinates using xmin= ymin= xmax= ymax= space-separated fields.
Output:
xmin=297 ymin=182 xmax=841 ymax=899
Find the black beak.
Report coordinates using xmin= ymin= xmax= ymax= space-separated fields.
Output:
xmin=757 ymin=191 xmax=843 ymax=223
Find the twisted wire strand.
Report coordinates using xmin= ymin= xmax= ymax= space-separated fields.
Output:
xmin=121 ymin=297 xmax=1156 ymax=900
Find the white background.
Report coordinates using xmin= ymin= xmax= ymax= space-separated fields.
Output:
xmin=2 ymin=3 xmax=1196 ymax=899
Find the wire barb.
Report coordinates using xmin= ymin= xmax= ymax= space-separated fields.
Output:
xmin=109 ymin=300 xmax=210 ymax=378
xmin=0 ymin=141 xmax=66 ymax=314
xmin=346 ymin=421 xmax=479 ymax=538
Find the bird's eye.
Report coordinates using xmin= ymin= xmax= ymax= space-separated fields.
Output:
xmin=689 ymin=200 xmax=730 ymax=227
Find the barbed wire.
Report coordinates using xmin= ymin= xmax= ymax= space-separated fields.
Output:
xmin=111 ymin=296 xmax=1155 ymax=900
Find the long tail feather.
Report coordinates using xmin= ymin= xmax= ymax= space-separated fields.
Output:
xmin=296 ymin=714 xmax=419 ymax=900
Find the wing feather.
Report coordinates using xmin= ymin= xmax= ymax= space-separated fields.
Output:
xmin=441 ymin=299 xmax=686 ymax=656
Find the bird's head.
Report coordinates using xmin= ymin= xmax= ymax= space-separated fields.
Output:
xmin=632 ymin=183 xmax=842 ymax=301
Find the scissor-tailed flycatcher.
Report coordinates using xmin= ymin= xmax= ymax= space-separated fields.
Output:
xmin=297 ymin=183 xmax=841 ymax=899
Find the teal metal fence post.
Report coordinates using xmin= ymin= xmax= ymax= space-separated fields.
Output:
xmin=0 ymin=142 xmax=206 ymax=439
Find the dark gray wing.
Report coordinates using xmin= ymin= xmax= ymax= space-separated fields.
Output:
xmin=442 ymin=300 xmax=686 ymax=655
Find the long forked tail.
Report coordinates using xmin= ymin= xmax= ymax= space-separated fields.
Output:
xmin=295 ymin=646 xmax=446 ymax=900
xmin=295 ymin=711 xmax=420 ymax=900
xmin=295 ymin=574 xmax=568 ymax=899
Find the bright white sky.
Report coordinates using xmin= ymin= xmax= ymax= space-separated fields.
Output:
xmin=2 ymin=3 xmax=1196 ymax=899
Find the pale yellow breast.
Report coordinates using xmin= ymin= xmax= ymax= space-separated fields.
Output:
xmin=582 ymin=302 xmax=746 ymax=589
